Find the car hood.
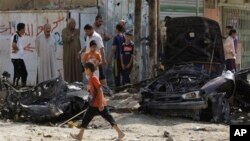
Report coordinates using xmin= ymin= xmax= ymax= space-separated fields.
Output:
xmin=145 ymin=65 xmax=210 ymax=94
xmin=163 ymin=16 xmax=225 ymax=74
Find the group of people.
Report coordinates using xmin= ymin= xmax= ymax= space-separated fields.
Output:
xmin=10 ymin=23 xmax=61 ymax=87
xmin=10 ymin=23 xmax=58 ymax=87
xmin=62 ymin=15 xmax=134 ymax=88
xmin=10 ymin=15 xmax=131 ymax=141
xmin=10 ymin=15 xmax=133 ymax=88
xmin=9 ymin=15 xmax=241 ymax=141
xmin=109 ymin=24 xmax=134 ymax=87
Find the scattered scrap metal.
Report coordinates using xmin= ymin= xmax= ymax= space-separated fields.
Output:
xmin=0 ymin=71 xmax=114 ymax=123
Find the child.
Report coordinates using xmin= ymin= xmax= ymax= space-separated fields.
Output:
xmin=70 ymin=62 xmax=125 ymax=141
xmin=121 ymin=32 xmax=134 ymax=85
xmin=10 ymin=23 xmax=33 ymax=87
xmin=82 ymin=40 xmax=102 ymax=78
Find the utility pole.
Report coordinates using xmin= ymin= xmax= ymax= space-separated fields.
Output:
xmin=196 ymin=0 xmax=199 ymax=16
xmin=148 ymin=0 xmax=157 ymax=78
xmin=157 ymin=0 xmax=162 ymax=70
xmin=132 ymin=0 xmax=142 ymax=82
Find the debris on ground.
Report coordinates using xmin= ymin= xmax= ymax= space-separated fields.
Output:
xmin=108 ymin=92 xmax=140 ymax=113
xmin=43 ymin=133 xmax=52 ymax=138
xmin=190 ymin=126 xmax=218 ymax=132
xmin=163 ymin=131 xmax=174 ymax=141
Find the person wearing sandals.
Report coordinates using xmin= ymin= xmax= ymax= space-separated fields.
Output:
xmin=70 ymin=62 xmax=125 ymax=141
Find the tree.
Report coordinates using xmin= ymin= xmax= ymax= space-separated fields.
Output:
xmin=157 ymin=0 xmax=162 ymax=65
xmin=131 ymin=0 xmax=142 ymax=83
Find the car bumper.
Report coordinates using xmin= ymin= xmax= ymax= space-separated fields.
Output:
xmin=141 ymin=100 xmax=208 ymax=110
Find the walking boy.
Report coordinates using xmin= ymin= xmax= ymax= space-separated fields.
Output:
xmin=70 ymin=62 xmax=125 ymax=141
xmin=121 ymin=32 xmax=134 ymax=85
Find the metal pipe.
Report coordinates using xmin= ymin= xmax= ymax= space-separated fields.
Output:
xmin=196 ymin=0 xmax=199 ymax=16
xmin=97 ymin=0 xmax=100 ymax=15
xmin=33 ymin=0 xmax=35 ymax=9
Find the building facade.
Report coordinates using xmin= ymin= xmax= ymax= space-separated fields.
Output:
xmin=205 ymin=0 xmax=250 ymax=69
xmin=0 ymin=0 xmax=96 ymax=10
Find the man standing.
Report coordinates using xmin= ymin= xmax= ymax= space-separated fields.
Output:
xmin=225 ymin=25 xmax=238 ymax=53
xmin=93 ymin=15 xmax=112 ymax=42
xmin=83 ymin=24 xmax=107 ymax=86
xmin=93 ymin=15 xmax=112 ymax=85
xmin=109 ymin=24 xmax=124 ymax=87
xmin=119 ymin=19 xmax=126 ymax=33
xmin=224 ymin=29 xmax=237 ymax=72
xmin=10 ymin=23 xmax=33 ymax=87
xmin=62 ymin=18 xmax=82 ymax=83
xmin=36 ymin=24 xmax=57 ymax=83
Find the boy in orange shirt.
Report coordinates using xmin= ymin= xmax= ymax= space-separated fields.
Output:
xmin=82 ymin=40 xmax=102 ymax=78
xmin=70 ymin=62 xmax=125 ymax=141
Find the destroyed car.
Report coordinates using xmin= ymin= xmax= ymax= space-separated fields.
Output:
xmin=139 ymin=17 xmax=233 ymax=122
xmin=0 ymin=70 xmax=113 ymax=123
xmin=0 ymin=71 xmax=88 ymax=122
xmin=233 ymin=68 xmax=250 ymax=111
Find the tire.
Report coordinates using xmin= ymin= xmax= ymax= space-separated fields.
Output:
xmin=211 ymin=94 xmax=230 ymax=123
xmin=219 ymin=96 xmax=230 ymax=123
xmin=202 ymin=93 xmax=230 ymax=123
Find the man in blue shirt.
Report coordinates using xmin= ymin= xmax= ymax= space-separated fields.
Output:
xmin=109 ymin=24 xmax=125 ymax=87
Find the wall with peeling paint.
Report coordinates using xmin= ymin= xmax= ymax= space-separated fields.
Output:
xmin=0 ymin=8 xmax=97 ymax=85
xmin=0 ymin=11 xmax=67 ymax=85
xmin=98 ymin=0 xmax=151 ymax=83
xmin=95 ymin=0 xmax=148 ymax=83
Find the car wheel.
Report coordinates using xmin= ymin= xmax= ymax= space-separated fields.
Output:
xmin=212 ymin=94 xmax=230 ymax=123
xmin=220 ymin=96 xmax=230 ymax=123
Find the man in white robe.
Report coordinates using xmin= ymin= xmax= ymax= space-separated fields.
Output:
xmin=36 ymin=24 xmax=57 ymax=83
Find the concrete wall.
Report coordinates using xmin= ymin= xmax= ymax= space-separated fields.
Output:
xmin=204 ymin=8 xmax=219 ymax=22
xmin=0 ymin=8 xmax=98 ymax=85
xmin=0 ymin=0 xmax=96 ymax=10
xmin=0 ymin=10 xmax=67 ymax=85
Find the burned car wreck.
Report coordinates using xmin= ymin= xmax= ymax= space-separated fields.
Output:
xmin=140 ymin=17 xmax=235 ymax=122
xmin=0 ymin=72 xmax=88 ymax=122
xmin=0 ymin=71 xmax=112 ymax=123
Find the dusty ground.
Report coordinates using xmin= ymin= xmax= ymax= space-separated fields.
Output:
xmin=0 ymin=113 xmax=229 ymax=141
xmin=0 ymin=92 xmax=230 ymax=141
